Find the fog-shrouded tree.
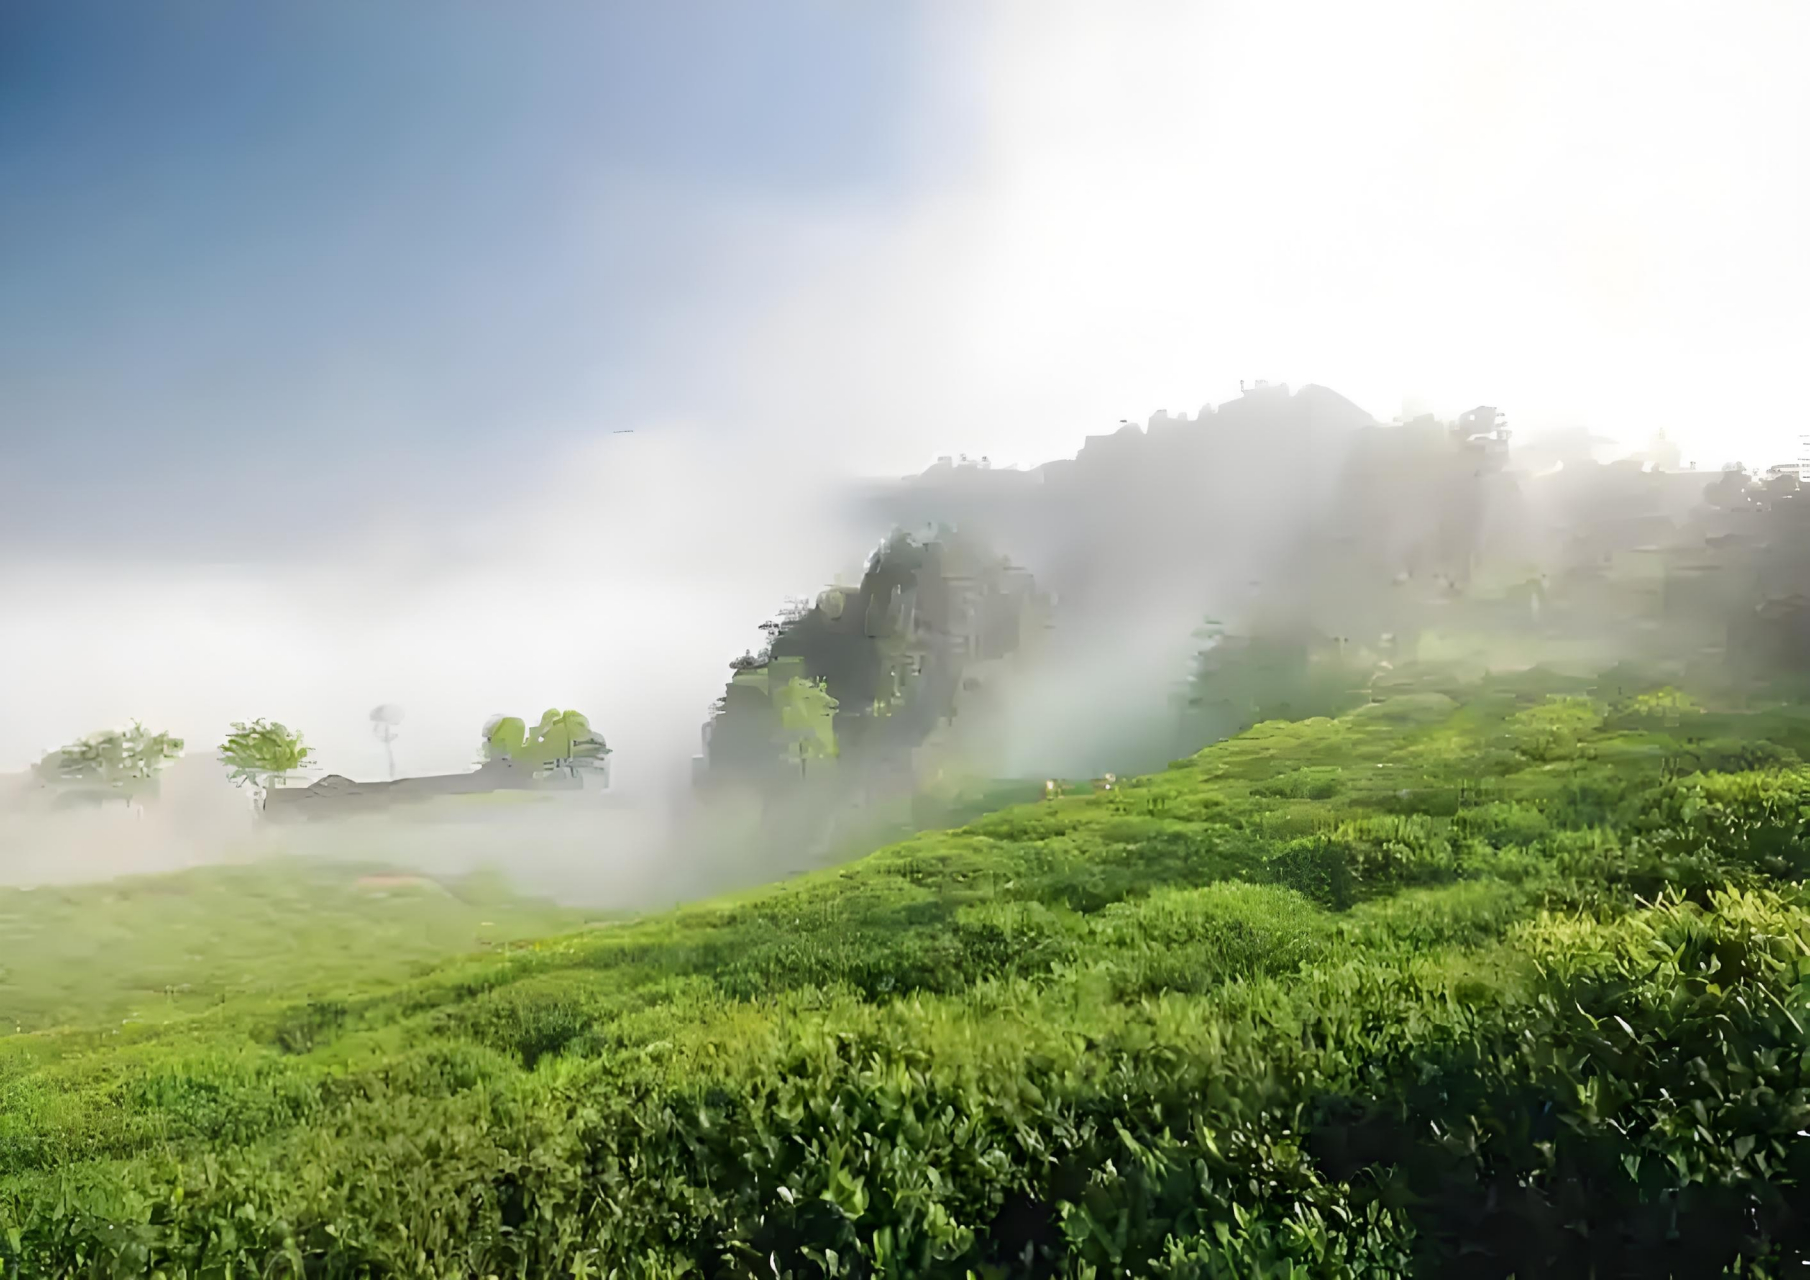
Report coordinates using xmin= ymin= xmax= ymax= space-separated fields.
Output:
xmin=695 ymin=527 xmax=1047 ymax=794
xmin=39 ymin=722 xmax=183 ymax=810
xmin=531 ymin=708 xmax=609 ymax=780
xmin=481 ymin=714 xmax=529 ymax=763
xmin=480 ymin=709 xmax=610 ymax=784
xmin=218 ymin=720 xmax=313 ymax=808
xmin=369 ymin=704 xmax=404 ymax=780
xmin=773 ymin=676 xmax=838 ymax=778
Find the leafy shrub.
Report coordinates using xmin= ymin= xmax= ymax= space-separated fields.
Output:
xmin=443 ymin=970 xmax=638 ymax=1067
xmin=1119 ymin=790 xmax=1225 ymax=825
xmin=359 ymin=1041 xmax=518 ymax=1099
xmin=1269 ymin=835 xmax=1360 ymax=908
xmin=1312 ymin=890 xmax=1810 ymax=1277
xmin=1613 ymin=685 xmax=1704 ymax=727
xmin=1505 ymin=696 xmax=1605 ymax=762
xmin=1251 ymin=766 xmax=1344 ymax=800
xmin=1538 ymin=820 xmax=1752 ymax=911
xmin=1344 ymin=879 xmax=1528 ymax=953
xmin=1088 ymin=882 xmax=1334 ymax=995
xmin=122 ymin=1056 xmax=323 ymax=1147
xmin=1645 ymin=768 xmax=1810 ymax=881
xmin=952 ymin=899 xmax=1078 ymax=980
xmin=1671 ymin=737 xmax=1802 ymax=777
xmin=1268 ymin=816 xmax=1460 ymax=908
xmin=1452 ymin=800 xmax=1550 ymax=847
xmin=265 ymin=999 xmax=349 ymax=1055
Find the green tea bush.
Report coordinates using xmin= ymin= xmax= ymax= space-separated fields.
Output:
xmin=1505 ymin=697 xmax=1605 ymax=762
xmin=121 ymin=1054 xmax=323 ymax=1148
xmin=1452 ymin=800 xmax=1551 ymax=848
xmin=1343 ymin=879 xmax=1528 ymax=953
xmin=1671 ymin=737 xmax=1802 ymax=777
xmin=1349 ymin=694 xmax=1460 ymax=726
xmin=1088 ymin=882 xmax=1334 ymax=995
xmin=952 ymin=899 xmax=1077 ymax=977
xmin=1610 ymin=686 xmax=1705 ymax=728
xmin=7 ymin=675 xmax=1810 ymax=1277
xmin=1250 ymin=766 xmax=1344 ymax=800
xmin=1267 ymin=816 xmax=1460 ymax=909
xmin=15 ymin=893 xmax=1804 ymax=1277
xmin=442 ymin=970 xmax=646 ymax=1068
xmin=1645 ymin=768 xmax=1810 ymax=881
xmin=1309 ymin=890 xmax=1810 ymax=1276
xmin=265 ymin=999 xmax=350 ymax=1055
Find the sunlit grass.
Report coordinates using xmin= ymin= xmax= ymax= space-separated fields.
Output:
xmin=0 ymin=859 xmax=593 ymax=1034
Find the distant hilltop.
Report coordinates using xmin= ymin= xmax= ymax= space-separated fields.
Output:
xmin=262 ymin=755 xmax=599 ymax=822
xmin=900 ymin=381 xmax=1374 ymax=487
xmin=855 ymin=382 xmax=1382 ymax=631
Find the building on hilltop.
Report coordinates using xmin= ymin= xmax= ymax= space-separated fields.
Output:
xmin=259 ymin=754 xmax=600 ymax=822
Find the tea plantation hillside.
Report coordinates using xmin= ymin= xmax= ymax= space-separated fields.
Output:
xmin=6 ymin=670 xmax=1810 ymax=1276
xmin=0 ymin=862 xmax=599 ymax=1036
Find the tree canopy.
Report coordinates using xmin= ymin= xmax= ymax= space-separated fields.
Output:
xmin=481 ymin=709 xmax=610 ymax=780
xmin=218 ymin=720 xmax=313 ymax=797
xmin=696 ymin=528 xmax=1047 ymax=790
xmin=39 ymin=722 xmax=183 ymax=804
xmin=772 ymin=676 xmax=838 ymax=776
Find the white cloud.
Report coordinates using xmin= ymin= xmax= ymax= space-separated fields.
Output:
xmin=733 ymin=0 xmax=1810 ymax=470
xmin=0 ymin=426 xmax=872 ymax=779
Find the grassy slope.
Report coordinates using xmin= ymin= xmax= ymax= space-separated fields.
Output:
xmin=0 ymin=862 xmax=598 ymax=1035
xmin=5 ymin=670 xmax=1810 ymax=1276
xmin=0 ymin=780 xmax=1042 ymax=1041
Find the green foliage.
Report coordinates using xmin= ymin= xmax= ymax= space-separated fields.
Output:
xmin=1268 ymin=816 xmax=1460 ymax=909
xmin=1505 ymin=695 xmax=1605 ymax=761
xmin=482 ymin=709 xmax=610 ymax=777
xmin=217 ymin=718 xmax=312 ymax=794
xmin=481 ymin=713 xmax=529 ymax=761
xmin=1451 ymin=800 xmax=1551 ymax=847
xmin=0 ymin=861 xmax=591 ymax=1033
xmin=1087 ymin=882 xmax=1334 ymax=995
xmin=39 ymin=722 xmax=183 ymax=802
xmin=1180 ymin=632 xmax=1373 ymax=749
xmin=1671 ymin=736 xmax=1802 ymax=778
xmin=1250 ymin=765 xmax=1343 ymax=800
xmin=703 ymin=532 xmax=1004 ymax=773
xmin=1615 ymin=685 xmax=1704 ymax=726
xmin=531 ymin=708 xmax=607 ymax=768
xmin=8 ymin=674 xmax=1810 ymax=1276
xmin=774 ymin=675 xmax=839 ymax=775
xmin=1644 ymin=767 xmax=1810 ymax=881
xmin=1350 ymin=692 xmax=1461 ymax=726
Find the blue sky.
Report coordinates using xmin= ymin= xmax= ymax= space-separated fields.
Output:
xmin=7 ymin=0 xmax=1807 ymax=569
xmin=1 ymin=1 xmax=960 ymax=556
xmin=2 ymin=1 xmax=1805 ymax=778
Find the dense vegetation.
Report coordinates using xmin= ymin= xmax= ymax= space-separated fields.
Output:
xmin=7 ymin=664 xmax=1810 ymax=1276
xmin=696 ymin=526 xmax=1049 ymax=795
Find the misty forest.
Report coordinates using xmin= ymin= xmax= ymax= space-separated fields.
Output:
xmin=3 ymin=383 xmax=1809 ymax=1276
